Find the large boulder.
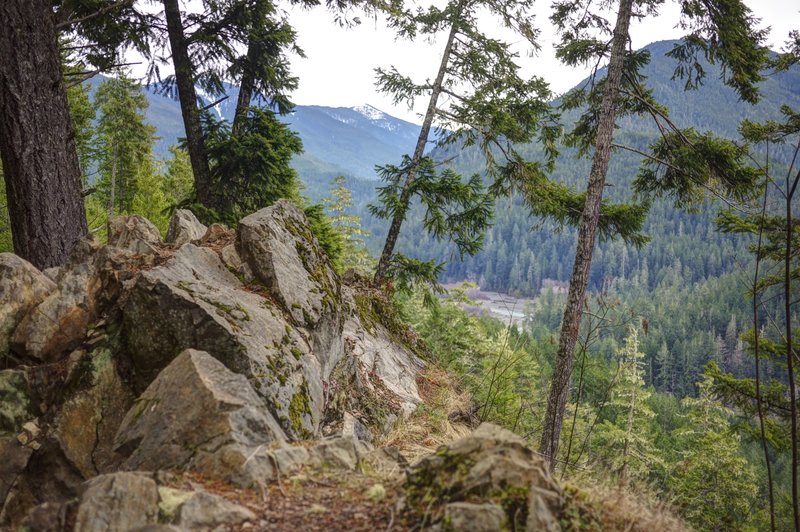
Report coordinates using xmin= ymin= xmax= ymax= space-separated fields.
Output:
xmin=343 ymin=312 xmax=423 ymax=416
xmin=114 ymin=349 xmax=286 ymax=487
xmin=159 ymin=488 xmax=255 ymax=530
xmin=108 ymin=215 xmax=162 ymax=255
xmin=165 ymin=209 xmax=207 ymax=247
xmin=73 ymin=472 xmax=159 ymax=531
xmin=0 ymin=253 xmax=56 ymax=361
xmin=238 ymin=200 xmax=344 ymax=376
xmin=10 ymin=239 xmax=102 ymax=362
xmin=52 ymin=346 xmax=135 ymax=478
xmin=403 ymin=423 xmax=561 ymax=531
xmin=121 ymin=244 xmax=323 ymax=439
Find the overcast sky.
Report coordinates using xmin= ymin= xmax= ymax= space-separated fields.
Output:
xmin=281 ymin=0 xmax=797 ymax=123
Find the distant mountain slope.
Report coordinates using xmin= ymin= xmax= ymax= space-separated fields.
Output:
xmin=124 ymin=82 xmax=421 ymax=181
xmin=86 ymin=76 xmax=421 ymax=183
xmin=280 ymin=104 xmax=420 ymax=179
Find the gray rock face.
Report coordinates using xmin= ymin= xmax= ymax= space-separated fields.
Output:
xmin=0 ymin=253 xmax=56 ymax=359
xmin=121 ymin=244 xmax=323 ymax=439
xmin=165 ymin=209 xmax=207 ymax=247
xmin=404 ymin=423 xmax=561 ymax=531
xmin=173 ymin=491 xmax=255 ymax=529
xmin=115 ymin=349 xmax=286 ymax=486
xmin=53 ymin=347 xmax=135 ymax=478
xmin=343 ymin=310 xmax=423 ymax=416
xmin=238 ymin=200 xmax=344 ymax=377
xmin=10 ymin=239 xmax=102 ymax=362
xmin=444 ymin=502 xmax=509 ymax=532
xmin=108 ymin=215 xmax=162 ymax=255
xmin=74 ymin=472 xmax=159 ymax=532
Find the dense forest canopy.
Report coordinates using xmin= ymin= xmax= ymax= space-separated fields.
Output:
xmin=0 ymin=0 xmax=799 ymax=530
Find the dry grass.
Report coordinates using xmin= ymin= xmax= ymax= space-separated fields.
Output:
xmin=560 ymin=476 xmax=688 ymax=531
xmin=380 ymin=365 xmax=473 ymax=462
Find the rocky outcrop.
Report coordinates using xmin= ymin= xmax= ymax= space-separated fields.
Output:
xmin=238 ymin=200 xmax=344 ymax=377
xmin=115 ymin=349 xmax=285 ymax=486
xmin=403 ymin=423 xmax=562 ymax=531
xmin=165 ymin=209 xmax=207 ymax=247
xmin=0 ymin=203 xmax=426 ymax=528
xmin=108 ymin=215 xmax=162 ymax=255
xmin=0 ymin=254 xmax=56 ymax=361
xmin=120 ymin=243 xmax=324 ymax=439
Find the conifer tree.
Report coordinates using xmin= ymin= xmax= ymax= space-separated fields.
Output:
xmin=93 ymin=73 xmax=157 ymax=221
xmin=539 ymin=0 xmax=768 ymax=466
xmin=370 ymin=0 xmax=556 ymax=286
xmin=323 ymin=176 xmax=374 ymax=273
xmin=63 ymin=53 xmax=97 ymax=184
xmin=670 ymin=375 xmax=759 ymax=530
xmin=592 ymin=327 xmax=661 ymax=481
xmin=161 ymin=146 xmax=194 ymax=207
xmin=154 ymin=0 xmax=359 ymax=213
xmin=202 ymin=108 xmax=302 ymax=223
xmin=160 ymin=0 xmax=215 ymax=209
xmin=709 ymin=102 xmax=800 ymax=532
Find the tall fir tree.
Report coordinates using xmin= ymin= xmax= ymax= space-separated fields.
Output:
xmin=323 ymin=175 xmax=374 ymax=273
xmin=670 ymin=375 xmax=759 ymax=530
xmin=539 ymin=0 xmax=768 ymax=466
xmin=93 ymin=73 xmax=157 ymax=222
xmin=370 ymin=0 xmax=556 ymax=286
xmin=591 ymin=327 xmax=661 ymax=481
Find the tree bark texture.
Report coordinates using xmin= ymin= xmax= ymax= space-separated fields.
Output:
xmin=0 ymin=0 xmax=88 ymax=269
xmin=538 ymin=0 xmax=634 ymax=467
xmin=162 ymin=0 xmax=215 ymax=209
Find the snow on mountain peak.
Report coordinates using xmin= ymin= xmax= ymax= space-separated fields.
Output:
xmin=352 ymin=104 xmax=386 ymax=121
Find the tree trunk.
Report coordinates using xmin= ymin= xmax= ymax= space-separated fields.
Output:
xmin=0 ymin=0 xmax=88 ymax=269
xmin=620 ymin=378 xmax=636 ymax=482
xmin=753 ymin=178 xmax=776 ymax=531
xmin=538 ymin=0 xmax=634 ymax=467
xmin=785 ymin=165 xmax=799 ymax=532
xmin=107 ymin=142 xmax=118 ymax=230
xmin=372 ymin=8 xmax=462 ymax=285
xmin=162 ymin=0 xmax=215 ymax=209
xmin=232 ymin=45 xmax=257 ymax=138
